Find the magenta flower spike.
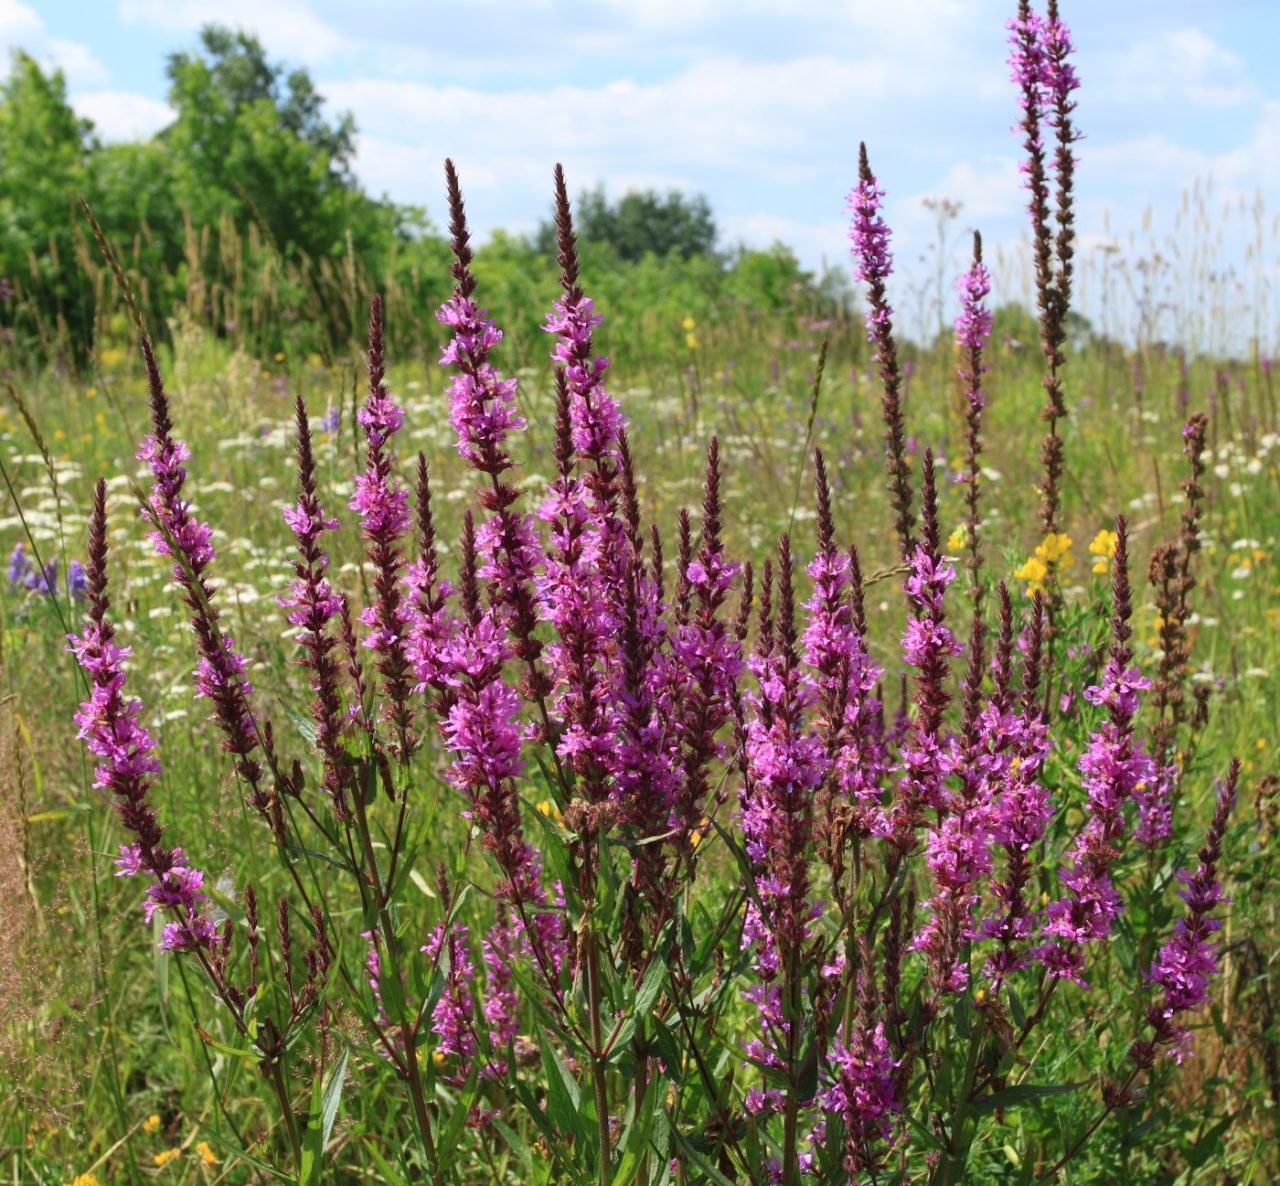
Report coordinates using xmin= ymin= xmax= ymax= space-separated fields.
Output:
xmin=135 ymin=336 xmax=262 ymax=795
xmin=281 ymin=394 xmax=348 ymax=810
xmin=68 ymin=480 xmax=215 ymax=953
xmin=1135 ymin=764 xmax=1235 ymax=1066
xmin=886 ymin=453 xmax=961 ymax=847
xmin=848 ymin=143 xmax=915 ymax=558
xmin=1038 ymin=518 xmax=1155 ymax=983
xmin=350 ymin=294 xmax=416 ymax=757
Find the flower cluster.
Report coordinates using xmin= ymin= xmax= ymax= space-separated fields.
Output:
xmin=1089 ymin=528 xmax=1118 ymax=575
xmin=7 ymin=542 xmax=85 ymax=601
xmin=1014 ymin=530 xmax=1073 ymax=595
xmin=68 ymin=481 xmax=213 ymax=952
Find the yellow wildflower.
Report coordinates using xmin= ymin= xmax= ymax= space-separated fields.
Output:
xmin=85 ymin=386 xmax=97 ymax=399
xmin=143 ymin=1114 xmax=162 ymax=1134
xmin=535 ymin=798 xmax=562 ymax=823
xmin=681 ymin=316 xmax=696 ymax=331
xmin=153 ymin=1147 xmax=181 ymax=1167
xmin=68 ymin=1176 xmax=101 ymax=1186
xmin=1088 ymin=528 xmax=1118 ymax=575
xmin=685 ymin=332 xmax=699 ymax=350
xmin=195 ymin=1141 xmax=218 ymax=1167
xmin=947 ymin=527 xmax=967 ymax=552
xmin=1035 ymin=531 xmax=1073 ymax=568
xmin=274 ymin=352 xmax=286 ymax=362
xmin=1013 ymin=555 xmax=1048 ymax=595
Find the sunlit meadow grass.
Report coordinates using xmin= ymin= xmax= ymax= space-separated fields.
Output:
xmin=1 ymin=270 xmax=1277 ymax=1183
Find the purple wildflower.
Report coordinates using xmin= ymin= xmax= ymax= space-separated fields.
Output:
xmin=405 ymin=453 xmax=458 ymax=705
xmin=848 ymin=143 xmax=914 ymax=557
xmin=421 ymin=921 xmax=478 ymax=1067
xmin=805 ymin=456 xmax=885 ymax=852
xmin=7 ymin=542 xmax=26 ymax=588
xmin=847 ymin=168 xmax=893 ymax=340
xmin=350 ymin=296 xmax=416 ymax=756
xmin=742 ymin=538 xmax=829 ymax=963
xmin=1038 ymin=519 xmax=1153 ymax=983
xmin=67 ymin=558 xmax=87 ymax=603
xmin=955 ymin=249 xmax=993 ymax=357
xmin=441 ymin=514 xmax=563 ymax=975
xmin=1136 ymin=765 xmax=1235 ymax=1065
xmin=886 ymin=454 xmax=961 ymax=847
xmin=981 ymin=591 xmax=1054 ymax=988
xmin=135 ymin=338 xmax=261 ymax=792
xmin=282 ymin=395 xmax=349 ymax=810
xmin=480 ymin=906 xmax=520 ymax=1067
xmin=823 ymin=1027 xmax=899 ymax=1175
xmin=67 ymin=480 xmax=214 ymax=953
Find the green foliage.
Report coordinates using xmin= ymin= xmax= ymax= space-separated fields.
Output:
xmin=535 ymin=184 xmax=719 ymax=262
xmin=0 ymin=51 xmax=96 ymax=338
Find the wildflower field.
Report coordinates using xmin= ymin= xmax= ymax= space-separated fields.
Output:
xmin=2 ymin=3 xmax=1279 ymax=1184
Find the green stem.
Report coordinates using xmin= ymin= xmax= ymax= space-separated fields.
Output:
xmin=585 ymin=892 xmax=612 ymax=1184
xmin=781 ymin=948 xmax=802 ymax=1186
xmin=267 ymin=1060 xmax=302 ymax=1176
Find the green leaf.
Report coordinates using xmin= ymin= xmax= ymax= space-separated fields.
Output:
xmin=284 ymin=702 xmax=319 ymax=747
xmin=539 ymin=1023 xmax=586 ymax=1145
xmin=318 ymin=1046 xmax=349 ymax=1156
xmin=436 ymin=1062 xmax=480 ymax=1172
xmin=300 ymin=1044 xmax=349 ymax=1184
xmin=969 ymin=1080 xmax=1086 ymax=1117
xmin=671 ymin=1128 xmax=737 ymax=1186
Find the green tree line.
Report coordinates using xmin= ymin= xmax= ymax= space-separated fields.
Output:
xmin=0 ymin=26 xmax=832 ymax=368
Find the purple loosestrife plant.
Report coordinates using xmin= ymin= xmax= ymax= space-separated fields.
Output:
xmin=887 ymin=453 xmax=962 ymax=850
xmin=69 ymin=480 xmax=215 ymax=954
xmin=1009 ymin=0 xmax=1081 ymax=536
xmin=282 ymin=394 xmax=349 ymax=813
xmin=1137 ymin=763 xmax=1236 ymax=1065
xmin=135 ymin=336 xmax=267 ymax=812
xmin=848 ymin=144 xmax=915 ymax=559
xmin=351 ymin=295 xmax=417 ymax=759
xmin=1038 ymin=518 xmax=1156 ymax=984
xmin=955 ymin=232 xmax=992 ymax=590
xmin=71 ymin=16 xmax=1248 ymax=1180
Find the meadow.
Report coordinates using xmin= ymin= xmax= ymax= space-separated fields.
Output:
xmin=1 ymin=5 xmax=1279 ymax=1185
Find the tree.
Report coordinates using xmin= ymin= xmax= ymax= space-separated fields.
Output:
xmin=0 ymin=51 xmax=95 ymax=333
xmin=536 ymin=185 xmax=719 ymax=263
xmin=161 ymin=26 xmax=380 ymax=261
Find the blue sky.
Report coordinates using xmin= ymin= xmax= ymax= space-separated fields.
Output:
xmin=7 ymin=0 xmax=1280 ymax=341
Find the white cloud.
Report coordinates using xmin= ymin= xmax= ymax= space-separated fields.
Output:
xmin=118 ymin=0 xmax=345 ymax=65
xmin=72 ymin=90 xmax=174 ymax=141
xmin=1095 ymin=28 xmax=1257 ymax=109
xmin=720 ymin=212 xmax=849 ymax=270
xmin=0 ymin=0 xmax=107 ymax=84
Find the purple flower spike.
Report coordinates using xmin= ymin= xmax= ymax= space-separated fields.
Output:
xmin=135 ymin=336 xmax=262 ymax=794
xmin=350 ymin=295 xmax=416 ymax=757
xmin=68 ymin=480 xmax=214 ymax=953
xmin=421 ymin=920 xmax=478 ymax=1069
xmin=823 ymin=1026 xmax=899 ymax=1173
xmin=1135 ymin=766 xmax=1235 ymax=1066
xmin=847 ymin=172 xmax=894 ymax=341
xmin=1038 ymin=519 xmax=1153 ymax=983
xmin=955 ymin=252 xmax=993 ymax=357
